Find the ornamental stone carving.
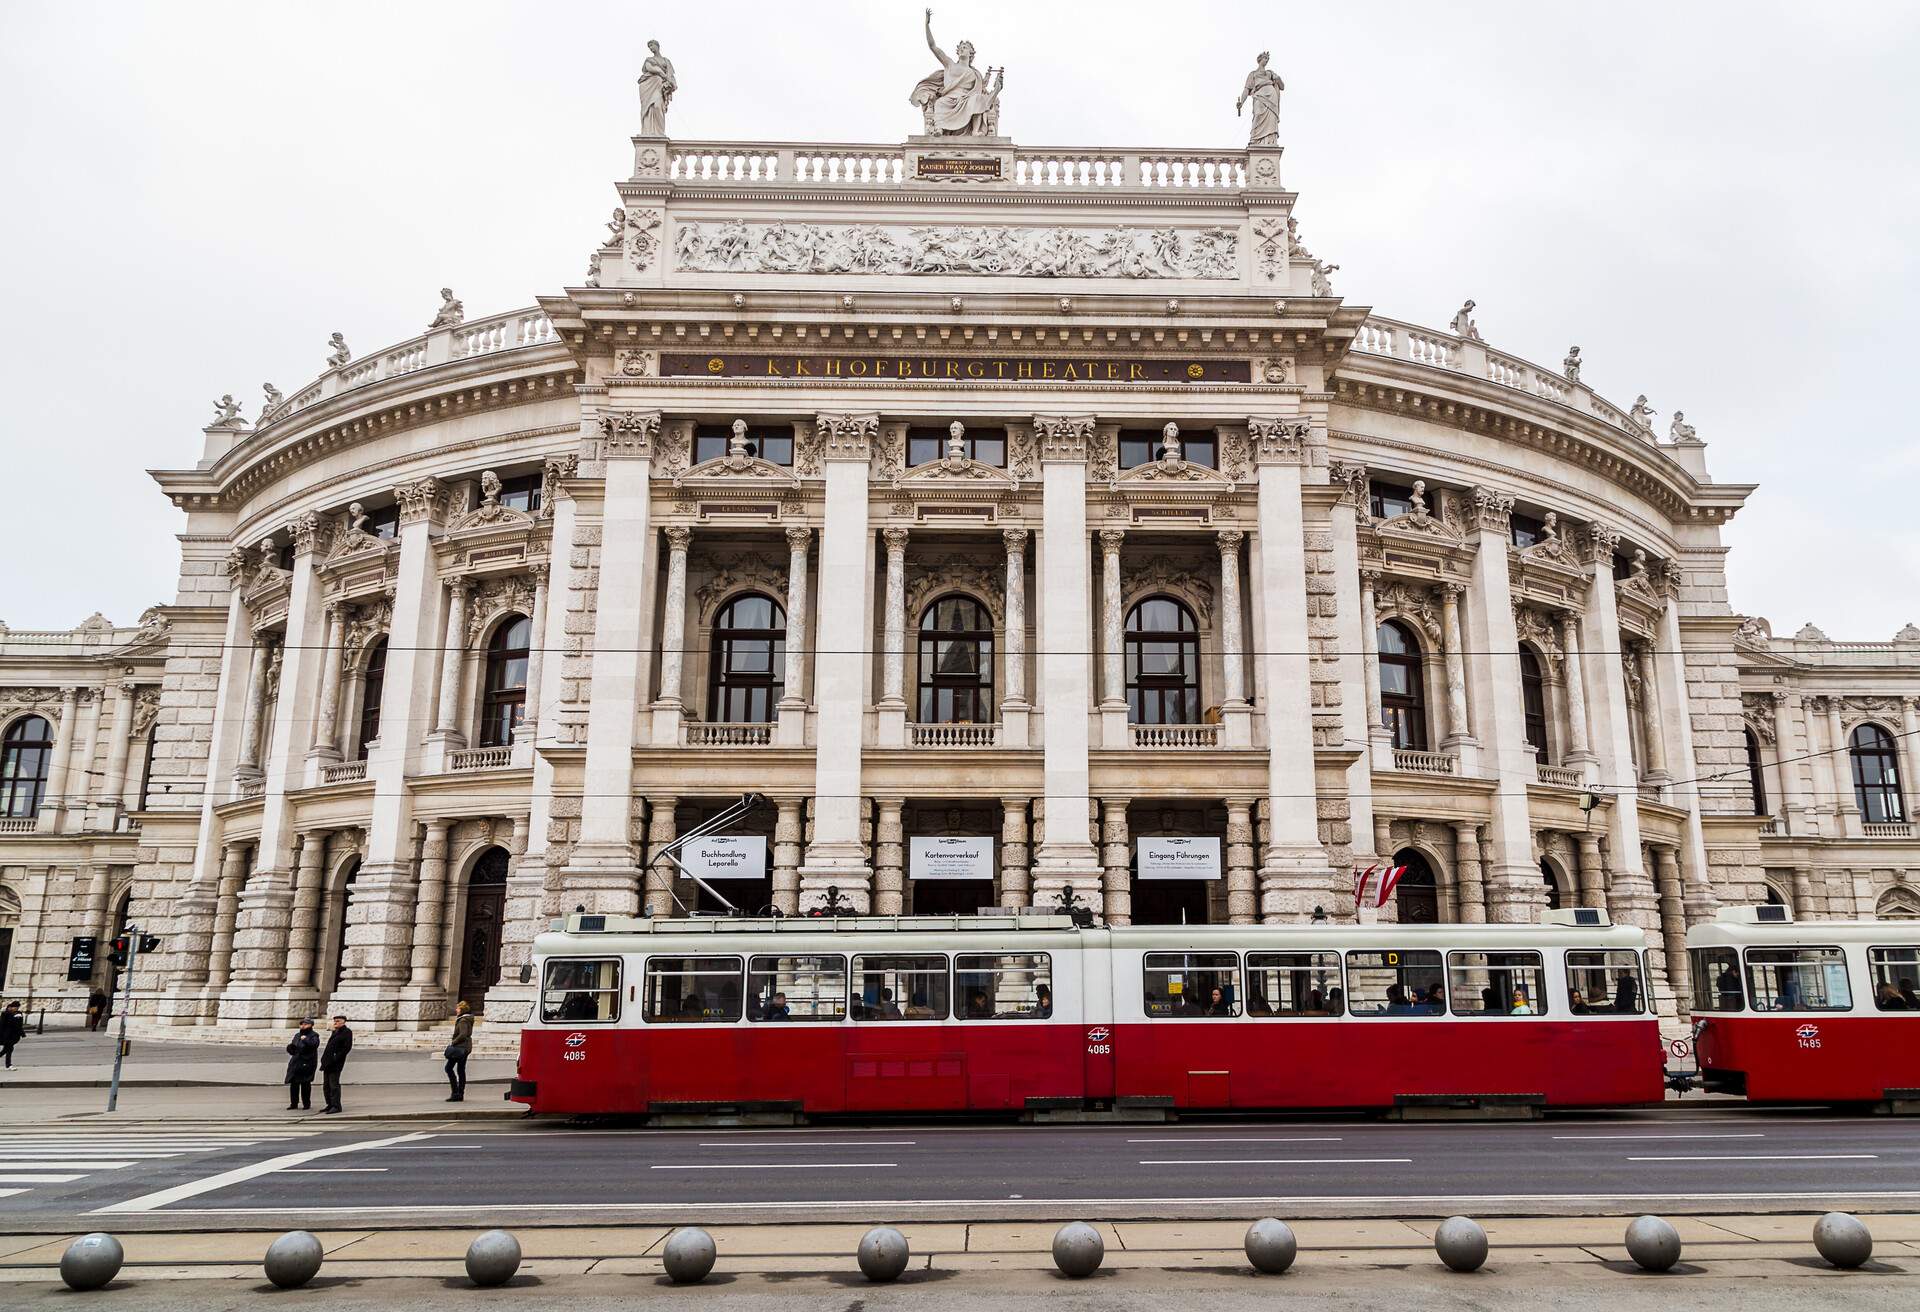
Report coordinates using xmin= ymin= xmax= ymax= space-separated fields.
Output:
xmin=538 ymin=455 xmax=577 ymax=518
xmin=326 ymin=333 xmax=351 ymax=368
xmin=1511 ymin=603 xmax=1565 ymax=668
xmin=600 ymin=409 xmax=661 ymax=457
xmin=1470 ymin=487 xmax=1515 ymax=535
xmin=1032 ymin=414 xmax=1095 ymax=464
xmin=910 ymin=11 xmax=1003 ymax=137
xmin=812 ymin=412 xmax=879 ymax=462
xmin=1127 ymin=556 xmax=1216 ymax=625
xmin=1005 ymin=424 xmax=1037 ymax=483
xmin=1517 ymin=510 xmax=1574 ymax=563
xmin=342 ymin=598 xmax=393 ymax=659
xmin=1580 ymin=523 xmax=1621 ymax=566
xmin=1328 ymin=459 xmax=1368 ymax=507
xmin=627 ymin=208 xmax=663 ymax=268
xmin=428 ymin=287 xmax=465 ymax=329
xmin=393 ymin=477 xmax=445 ymax=525
xmin=464 ymin=575 xmax=537 ymax=643
xmin=1251 ymin=217 xmax=1286 ymax=282
xmin=130 ymin=686 xmax=162 ymax=739
xmin=673 ymin=219 xmax=1237 ymax=280
xmin=1734 ymin=614 xmax=1773 ymax=646
xmin=450 ymin=471 xmax=536 ymax=532
xmin=1740 ymin=694 xmax=1777 ymax=744
xmin=906 ymin=559 xmax=1005 ymax=628
xmin=210 ymin=394 xmax=246 ymax=427
xmin=1373 ymin=479 xmax=1462 ymax=542
xmin=1219 ymin=428 xmax=1251 ymax=483
xmin=694 ymin=551 xmax=789 ymax=622
xmin=1248 ymin=417 xmax=1310 ymax=466
xmin=614 ymin=348 xmax=657 ymax=378
xmin=285 ymin=511 xmax=332 ymax=558
xmin=1237 ymin=51 xmax=1284 ymax=147
xmin=1375 ymin=581 xmax=1443 ymax=642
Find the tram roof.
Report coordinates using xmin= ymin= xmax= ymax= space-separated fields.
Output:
xmin=1687 ymin=918 xmax=1920 ymax=947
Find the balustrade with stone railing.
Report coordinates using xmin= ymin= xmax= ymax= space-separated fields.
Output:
xmin=1864 ymin=822 xmax=1914 ymax=839
xmin=1534 ymin=762 xmax=1585 ymax=789
xmin=685 ymin=722 xmax=774 ymax=748
xmin=0 ymin=817 xmax=37 ymax=834
xmin=449 ymin=746 xmax=513 ymax=772
xmin=322 ymin=760 xmax=368 ymax=784
xmin=1130 ymin=722 xmax=1222 ymax=749
xmin=270 ymin=307 xmax=559 ymax=424
xmin=1758 ymin=815 xmax=1781 ymax=836
xmin=910 ymin=722 xmax=1001 ymax=748
xmin=662 ymin=141 xmax=1253 ymax=191
xmin=1393 ymin=748 xmax=1458 ymax=776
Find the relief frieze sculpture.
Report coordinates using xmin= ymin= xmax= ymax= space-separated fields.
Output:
xmin=673 ymin=220 xmax=1237 ymax=280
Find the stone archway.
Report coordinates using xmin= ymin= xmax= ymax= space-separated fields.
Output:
xmin=1393 ymin=849 xmax=1440 ymax=924
xmin=455 ymin=847 xmax=509 ymax=1012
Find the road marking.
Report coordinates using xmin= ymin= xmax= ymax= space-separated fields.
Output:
xmin=96 ymin=1131 xmax=433 ymax=1214
xmin=0 ymin=1190 xmax=26 ymax=1199
xmin=0 ymin=1150 xmax=186 ymax=1159
xmin=695 ymin=1141 xmax=918 ymax=1148
xmin=1554 ymin=1133 xmax=1766 ymax=1140
xmin=1626 ymin=1154 xmax=1880 ymax=1162
xmin=1140 ymin=1157 xmax=1414 ymax=1166
xmin=0 ymin=1160 xmax=136 ymax=1170
xmin=0 ymin=1173 xmax=85 ymax=1183
xmin=649 ymin=1162 xmax=899 ymax=1171
xmin=1127 ymin=1137 xmax=1343 ymax=1144
xmin=276 ymin=1168 xmax=391 ymax=1173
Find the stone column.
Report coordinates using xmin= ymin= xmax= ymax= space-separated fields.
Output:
xmin=651 ymin=527 xmax=692 ymax=743
xmin=1217 ymin=531 xmax=1247 ymax=706
xmin=999 ymin=799 xmax=1031 ymax=910
xmin=235 ymin=638 xmax=272 ymax=782
xmin=1359 ymin=570 xmax=1391 ymax=766
xmin=779 ymin=525 xmax=812 ymax=740
xmin=283 ymin=830 xmax=328 ymax=990
xmin=1578 ymin=525 xmax=1655 ymax=929
xmin=771 ymin=798 xmax=804 ymax=915
xmin=431 ymin=580 xmax=471 ymax=743
xmin=1822 ymin=697 xmax=1859 ymax=831
xmin=38 ymin=687 xmax=80 ymax=831
xmin=644 ymin=796 xmax=678 ymax=916
xmin=1575 ymin=831 xmax=1607 ymax=909
xmin=307 ymin=604 xmax=346 ymax=764
xmin=1771 ymin=692 xmax=1808 ymax=832
xmin=94 ymin=677 xmax=138 ymax=826
xmin=1438 ymin=584 xmax=1473 ymax=752
xmin=1454 ymin=822 xmax=1488 ymax=923
xmin=409 ymin=819 xmax=452 ymax=987
xmin=1650 ymin=844 xmax=1692 ymax=1014
xmin=1226 ymin=800 xmax=1258 ymax=924
xmin=519 ymin=564 xmax=550 ymax=733
xmin=874 ymin=799 xmax=906 ymax=915
xmin=1098 ymin=528 xmax=1126 ymax=713
xmin=1634 ymin=641 xmax=1669 ymax=785
xmin=206 ymin=843 xmax=249 ymax=989
xmin=1559 ymin=611 xmax=1594 ymax=769
xmin=1099 ymin=798 xmax=1131 ymax=925
xmin=876 ymin=526 xmax=908 ymax=747
xmin=1001 ymin=531 xmax=1028 ymax=707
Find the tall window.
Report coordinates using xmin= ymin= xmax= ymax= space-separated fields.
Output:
xmin=1519 ymin=646 xmax=1550 ymax=763
xmin=917 ymin=595 xmax=993 ymax=723
xmin=1125 ymin=597 xmax=1200 ymax=725
xmin=1745 ymin=728 xmax=1769 ymax=817
xmin=0 ymin=715 xmax=53 ymax=818
xmin=1850 ymin=723 xmax=1906 ymax=823
xmin=708 ymin=594 xmax=786 ymax=723
xmin=907 ymin=426 xmax=1006 ymax=467
xmin=1377 ymin=621 xmax=1428 ymax=751
xmin=479 ymin=616 xmax=531 ymax=747
xmin=694 ymin=424 xmax=793 ymax=466
xmin=356 ymin=638 xmax=387 ymax=760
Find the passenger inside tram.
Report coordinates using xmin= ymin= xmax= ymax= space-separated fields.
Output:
xmin=762 ymin=991 xmax=790 ymax=1021
xmin=1875 ymin=982 xmax=1908 ymax=1010
xmin=1569 ymin=988 xmax=1590 ymax=1014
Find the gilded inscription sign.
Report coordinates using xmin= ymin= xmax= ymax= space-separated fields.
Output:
xmin=916 ymin=156 xmax=1002 ymax=179
xmin=660 ymin=353 xmax=1251 ymax=384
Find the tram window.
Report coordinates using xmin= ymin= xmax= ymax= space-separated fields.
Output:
xmin=1743 ymin=946 xmax=1852 ymax=1012
xmin=1690 ymin=947 xmax=1744 ymax=1012
xmin=1142 ymin=952 xmax=1241 ymax=1017
xmin=955 ymin=954 xmax=1053 ymax=1020
xmin=1244 ymin=952 xmax=1342 ymax=1016
xmin=643 ymin=955 xmax=745 ymax=1023
xmin=1344 ymin=950 xmax=1445 ymax=1016
xmin=539 ymin=958 xmax=621 ymax=1023
xmin=747 ymin=954 xmax=847 ymax=1022
xmin=851 ymin=954 xmax=949 ymax=1021
xmin=1447 ymin=951 xmax=1549 ymax=1016
xmin=1868 ymin=947 xmax=1920 ymax=1011
xmin=1565 ymin=950 xmax=1646 ymax=1015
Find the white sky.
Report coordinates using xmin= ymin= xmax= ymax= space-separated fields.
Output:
xmin=2 ymin=0 xmax=1915 ymax=635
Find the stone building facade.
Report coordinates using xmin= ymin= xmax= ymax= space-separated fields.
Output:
xmin=3 ymin=81 xmax=1916 ymax=1037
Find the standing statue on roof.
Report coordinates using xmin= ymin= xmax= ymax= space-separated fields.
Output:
xmin=1237 ymin=51 xmax=1284 ymax=147
xmin=1562 ymin=346 xmax=1582 ymax=382
xmin=911 ymin=9 xmax=1000 ymax=136
xmin=637 ymin=39 xmax=676 ymax=136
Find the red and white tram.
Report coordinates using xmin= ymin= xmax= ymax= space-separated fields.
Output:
xmin=1688 ymin=906 xmax=1920 ymax=1104
xmin=510 ymin=909 xmax=1665 ymax=1116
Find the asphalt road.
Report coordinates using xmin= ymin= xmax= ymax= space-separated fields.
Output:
xmin=3 ymin=1107 xmax=1917 ymax=1225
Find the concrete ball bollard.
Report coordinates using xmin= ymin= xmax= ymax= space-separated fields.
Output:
xmin=465 ymin=1230 xmax=523 ymax=1287
xmin=856 ymin=1226 xmax=911 ymax=1283
xmin=1051 ymin=1222 xmax=1105 ymax=1278
xmin=1244 ymin=1218 xmax=1298 ymax=1274
xmin=1623 ymin=1216 xmax=1682 ymax=1272
xmin=59 ymin=1233 xmax=125 ymax=1292
xmin=1434 ymin=1216 xmax=1489 ymax=1273
xmin=1812 ymin=1212 xmax=1873 ymax=1269
xmin=263 ymin=1230 xmax=325 ymax=1289
xmin=662 ymin=1227 xmax=717 ymax=1284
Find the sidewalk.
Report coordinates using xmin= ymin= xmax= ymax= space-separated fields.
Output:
xmin=0 ymin=1026 xmax=514 ymax=1089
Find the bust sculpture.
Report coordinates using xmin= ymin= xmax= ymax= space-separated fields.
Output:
xmin=1160 ymin=422 xmax=1183 ymax=464
xmin=911 ymin=9 xmax=1001 ymax=136
xmin=479 ymin=470 xmax=502 ymax=506
xmin=1237 ymin=51 xmax=1284 ymax=147
xmin=1562 ymin=346 xmax=1582 ymax=382
xmin=637 ymin=40 xmax=676 ymax=136
xmin=1668 ymin=410 xmax=1697 ymax=443
xmin=946 ymin=420 xmax=967 ymax=461
xmin=730 ymin=419 xmax=752 ymax=459
xmin=429 ymin=287 xmax=465 ymax=329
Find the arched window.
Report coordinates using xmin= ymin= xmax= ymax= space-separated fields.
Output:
xmin=1541 ymin=857 xmax=1563 ymax=911
xmin=356 ymin=638 xmax=387 ymax=760
xmin=918 ymin=595 xmax=993 ymax=724
xmin=1393 ymin=849 xmax=1439 ymax=924
xmin=479 ymin=616 xmax=531 ymax=748
xmin=1125 ymin=597 xmax=1200 ymax=725
xmin=1745 ymin=728 xmax=1769 ymax=817
xmin=0 ymin=715 xmax=54 ymax=819
xmin=708 ymin=594 xmax=786 ymax=723
xmin=1376 ymin=621 xmax=1428 ymax=751
xmin=1850 ymin=723 xmax=1906 ymax=824
xmin=1518 ymin=646 xmax=1550 ymax=763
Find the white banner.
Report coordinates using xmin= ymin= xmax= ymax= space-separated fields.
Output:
xmin=1136 ymin=835 xmax=1222 ymax=880
xmin=680 ymin=835 xmax=767 ymax=880
xmin=910 ymin=835 xmax=995 ymax=881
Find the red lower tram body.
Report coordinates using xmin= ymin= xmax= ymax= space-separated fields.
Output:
xmin=1696 ymin=1015 xmax=1920 ymax=1102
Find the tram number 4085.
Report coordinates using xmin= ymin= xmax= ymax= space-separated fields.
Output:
xmin=1086 ymin=1026 xmax=1112 ymax=1056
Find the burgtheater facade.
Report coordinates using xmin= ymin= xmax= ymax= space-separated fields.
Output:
xmin=2 ymin=40 xmax=1917 ymax=1039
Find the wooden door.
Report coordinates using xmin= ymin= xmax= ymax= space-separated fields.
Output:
xmin=458 ymin=882 xmax=505 ymax=1010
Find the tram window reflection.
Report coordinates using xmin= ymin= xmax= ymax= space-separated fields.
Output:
xmin=954 ymin=954 xmax=1052 ymax=1019
xmin=643 ymin=955 xmax=745 ymax=1023
xmin=1743 ymin=946 xmax=1852 ymax=1012
xmin=1447 ymin=951 xmax=1548 ymax=1016
xmin=1565 ymin=950 xmax=1646 ymax=1015
xmin=1244 ymin=952 xmax=1342 ymax=1016
xmin=1689 ymin=947 xmax=1744 ymax=1011
xmin=1142 ymin=952 xmax=1240 ymax=1017
xmin=539 ymin=958 xmax=621 ymax=1023
xmin=747 ymin=954 xmax=847 ymax=1022
xmin=852 ymin=954 xmax=950 ymax=1020
xmin=1868 ymin=947 xmax=1920 ymax=1011
xmin=1344 ymin=950 xmax=1445 ymax=1016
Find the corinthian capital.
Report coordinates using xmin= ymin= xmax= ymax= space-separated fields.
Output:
xmin=1001 ymin=527 xmax=1028 ymax=556
xmin=1581 ymin=522 xmax=1621 ymax=565
xmin=1470 ymin=486 xmax=1515 ymax=534
xmin=1031 ymin=414 xmax=1096 ymax=463
xmin=284 ymin=511 xmax=332 ymax=558
xmin=600 ymin=408 xmax=661 ymax=457
xmin=1247 ymin=416 xmax=1311 ymax=466
xmin=812 ymin=412 xmax=879 ymax=462
xmin=663 ymin=525 xmax=692 ymax=553
xmin=393 ymin=476 xmax=445 ymax=525
xmin=1328 ymin=458 xmax=1369 ymax=506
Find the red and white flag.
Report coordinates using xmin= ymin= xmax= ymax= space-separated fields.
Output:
xmin=1375 ymin=864 xmax=1409 ymax=908
xmin=1353 ymin=864 xmax=1378 ymax=906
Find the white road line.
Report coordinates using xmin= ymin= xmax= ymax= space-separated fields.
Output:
xmin=0 ymin=1160 xmax=136 ymax=1170
xmin=1127 ymin=1137 xmax=1343 ymax=1144
xmin=1626 ymin=1154 xmax=1880 ymax=1162
xmin=1554 ymin=1133 xmax=1766 ymax=1140
xmin=276 ymin=1168 xmax=390 ymax=1173
xmin=649 ymin=1162 xmax=899 ymax=1171
xmin=0 ymin=1150 xmax=185 ymax=1159
xmin=95 ymin=1131 xmax=433 ymax=1214
xmin=0 ymin=1173 xmax=85 ymax=1183
xmin=0 ymin=1190 xmax=27 ymax=1199
xmin=695 ymin=1141 xmax=918 ymax=1148
xmin=1140 ymin=1157 xmax=1414 ymax=1166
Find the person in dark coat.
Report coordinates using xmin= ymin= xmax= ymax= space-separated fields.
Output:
xmin=284 ymin=1018 xmax=319 ymax=1110
xmin=319 ymin=1015 xmax=354 ymax=1114
xmin=444 ymin=1000 xmax=474 ymax=1102
xmin=1 ymin=1001 xmax=25 ymax=1070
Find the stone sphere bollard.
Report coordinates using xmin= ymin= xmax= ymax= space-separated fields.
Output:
xmin=1244 ymin=1218 xmax=1298 ymax=1274
xmin=1051 ymin=1222 xmax=1105 ymax=1278
xmin=662 ymin=1227 xmax=717 ymax=1284
xmin=1434 ymin=1216 xmax=1489 ymax=1273
xmin=59 ymin=1233 xmax=125 ymax=1292
xmin=1812 ymin=1212 xmax=1873 ymax=1269
xmin=263 ymin=1230 xmax=325 ymax=1289
xmin=1624 ymin=1216 xmax=1682 ymax=1272
xmin=465 ymin=1230 xmax=523 ymax=1287
xmin=856 ymin=1226 xmax=911 ymax=1283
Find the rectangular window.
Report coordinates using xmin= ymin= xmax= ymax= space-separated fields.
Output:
xmin=955 ymin=953 xmax=1052 ymax=1019
xmin=970 ymin=431 xmax=1007 ymax=468
xmin=1566 ymin=949 xmax=1647 ymax=1015
xmin=540 ymin=957 xmax=621 ymax=1023
xmin=1118 ymin=433 xmax=1156 ymax=469
xmin=359 ymin=503 xmax=400 ymax=540
xmin=1142 ymin=951 xmax=1241 ymax=1017
xmin=1369 ymin=482 xmax=1415 ymax=520
xmin=1868 ymin=946 xmax=1920 ymax=1012
xmin=1448 ymin=950 xmax=1549 ymax=1016
xmin=907 ymin=429 xmax=945 ymax=467
xmin=1245 ymin=952 xmax=1342 ymax=1016
xmin=1509 ymin=514 xmax=1545 ymax=549
xmin=1183 ymin=433 xmax=1217 ymax=469
xmin=852 ymin=954 xmax=949 ymax=1020
xmin=1344 ymin=949 xmax=1446 ymax=1016
xmin=497 ymin=474 xmax=542 ymax=514
xmin=1690 ymin=946 xmax=1744 ymax=1011
xmin=747 ymin=954 xmax=846 ymax=1022
xmin=759 ymin=432 xmax=794 ymax=466
xmin=1744 ymin=946 xmax=1852 ymax=1012
xmin=643 ymin=955 xmax=744 ymax=1023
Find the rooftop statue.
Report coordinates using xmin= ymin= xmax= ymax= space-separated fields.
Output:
xmin=911 ymin=9 xmax=1002 ymax=136
xmin=1450 ymin=299 xmax=1481 ymax=340
xmin=1628 ymin=394 xmax=1656 ymax=431
xmin=1562 ymin=345 xmax=1582 ymax=382
xmin=210 ymin=394 xmax=245 ymax=426
xmin=429 ymin=287 xmax=465 ymax=329
xmin=637 ymin=39 xmax=676 ymax=137
xmin=258 ymin=382 xmax=284 ymax=424
xmin=1237 ymin=51 xmax=1284 ymax=147
xmin=1669 ymin=410 xmax=1697 ymax=443
xmin=326 ymin=333 xmax=351 ymax=368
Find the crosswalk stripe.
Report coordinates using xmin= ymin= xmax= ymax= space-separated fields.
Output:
xmin=0 ymin=1160 xmax=137 ymax=1170
xmin=0 ymin=1174 xmax=86 ymax=1183
xmin=0 ymin=1190 xmax=27 ymax=1199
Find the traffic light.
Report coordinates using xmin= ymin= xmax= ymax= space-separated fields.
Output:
xmin=139 ymin=934 xmax=161 ymax=954
xmin=107 ymin=936 xmax=130 ymax=969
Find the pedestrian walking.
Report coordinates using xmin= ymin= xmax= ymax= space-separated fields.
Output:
xmin=444 ymin=1000 xmax=474 ymax=1102
xmin=86 ymin=988 xmax=108 ymax=1032
xmin=284 ymin=1017 xmax=319 ymax=1111
xmin=1 ymin=1001 xmax=25 ymax=1070
xmin=319 ymin=1014 xmax=354 ymax=1114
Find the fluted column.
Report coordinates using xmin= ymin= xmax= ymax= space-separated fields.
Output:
xmin=1099 ymin=798 xmax=1131 ymax=925
xmin=1098 ymin=529 xmax=1125 ymax=708
xmin=206 ymin=843 xmax=249 ymax=989
xmin=1001 ymin=530 xmax=1028 ymax=707
xmin=1217 ymin=530 xmax=1247 ymax=705
xmin=1226 ymin=800 xmax=1257 ymax=924
xmin=874 ymin=799 xmax=906 ymax=915
xmin=1358 ymin=570 xmax=1388 ymax=748
xmin=39 ymin=687 xmax=80 ymax=831
xmin=1770 ymin=692 xmax=1806 ymax=831
xmin=1452 ymin=822 xmax=1487 ymax=923
xmin=410 ymin=819 xmax=452 ymax=986
xmin=1559 ymin=611 xmax=1594 ymax=767
xmin=96 ymin=677 xmax=138 ymax=825
xmin=519 ymin=564 xmax=550 ymax=731
xmin=1821 ymin=697 xmax=1859 ymax=829
xmin=998 ymin=799 xmax=1030 ymax=909
xmin=771 ymin=798 xmax=804 ymax=915
xmin=644 ymin=796 xmax=678 ymax=916
xmin=235 ymin=638 xmax=271 ymax=781
xmin=432 ymin=579 xmax=471 ymax=742
xmin=283 ymin=830 xmax=328 ymax=989
xmin=655 ymin=528 xmax=692 ymax=708
xmin=1652 ymin=844 xmax=1692 ymax=1011
xmin=1634 ymin=641 xmax=1669 ymax=784
xmin=879 ymin=528 xmax=909 ymax=707
xmin=1575 ymin=831 xmax=1606 ymax=909
xmin=307 ymin=604 xmax=346 ymax=762
xmin=1438 ymin=583 xmax=1472 ymax=749
xmin=781 ymin=525 xmax=811 ymax=707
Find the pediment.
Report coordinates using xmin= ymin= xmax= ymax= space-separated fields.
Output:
xmin=1118 ymin=457 xmax=1230 ymax=488
xmin=327 ymin=527 xmax=396 ymax=564
xmin=676 ymin=454 xmax=799 ymax=488
xmin=1374 ymin=508 xmax=1465 ymax=543
xmin=450 ymin=503 xmax=536 ymax=533
xmin=898 ymin=455 xmax=1017 ymax=488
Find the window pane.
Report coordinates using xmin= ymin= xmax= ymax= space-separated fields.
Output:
xmin=954 ymin=953 xmax=1052 ymax=1019
xmin=644 ymin=956 xmax=744 ymax=1023
xmin=1745 ymin=947 xmax=1852 ymax=1011
xmin=1142 ymin=952 xmax=1241 ymax=1017
xmin=748 ymin=954 xmax=847 ymax=1022
xmin=1344 ymin=950 xmax=1445 ymax=1016
xmin=908 ymin=434 xmax=942 ymax=466
xmin=1379 ymin=663 xmax=1410 ymax=696
xmin=1184 ymin=436 xmax=1217 ymax=469
xmin=852 ymin=954 xmax=949 ymax=1020
xmin=1690 ymin=947 xmax=1744 ymax=1012
xmin=1119 ymin=436 xmax=1154 ymax=469
xmin=695 ymin=433 xmax=729 ymax=464
xmin=1245 ymin=952 xmax=1342 ymax=1016
xmin=1566 ymin=950 xmax=1646 ymax=1015
xmin=972 ymin=436 xmax=1006 ymax=467
xmin=1868 ymin=947 xmax=1920 ymax=1011
xmin=760 ymin=434 xmax=794 ymax=466
xmin=1448 ymin=951 xmax=1548 ymax=1016
xmin=540 ymin=958 xmax=621 ymax=1022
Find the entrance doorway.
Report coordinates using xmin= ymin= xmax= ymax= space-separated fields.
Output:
xmin=1393 ymin=850 xmax=1440 ymax=923
xmin=910 ymin=878 xmax=995 ymax=916
xmin=328 ymin=860 xmax=360 ymax=995
xmin=1131 ymin=878 xmax=1212 ymax=925
xmin=457 ymin=848 xmax=508 ymax=1011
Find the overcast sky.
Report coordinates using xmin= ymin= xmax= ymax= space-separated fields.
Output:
xmin=2 ymin=1 xmax=1914 ymax=637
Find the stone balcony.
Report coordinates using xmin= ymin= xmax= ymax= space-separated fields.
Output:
xmin=910 ymin=722 xmax=1001 ymax=749
xmin=1129 ymin=723 xmax=1222 ymax=749
xmin=1534 ymin=762 xmax=1585 ymax=789
xmin=1392 ymin=748 xmax=1458 ymax=776
xmin=448 ymin=746 xmax=514 ymax=772
xmin=685 ymin=722 xmax=774 ymax=748
xmin=661 ymin=140 xmax=1254 ymax=191
xmin=1864 ymin=821 xmax=1914 ymax=839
